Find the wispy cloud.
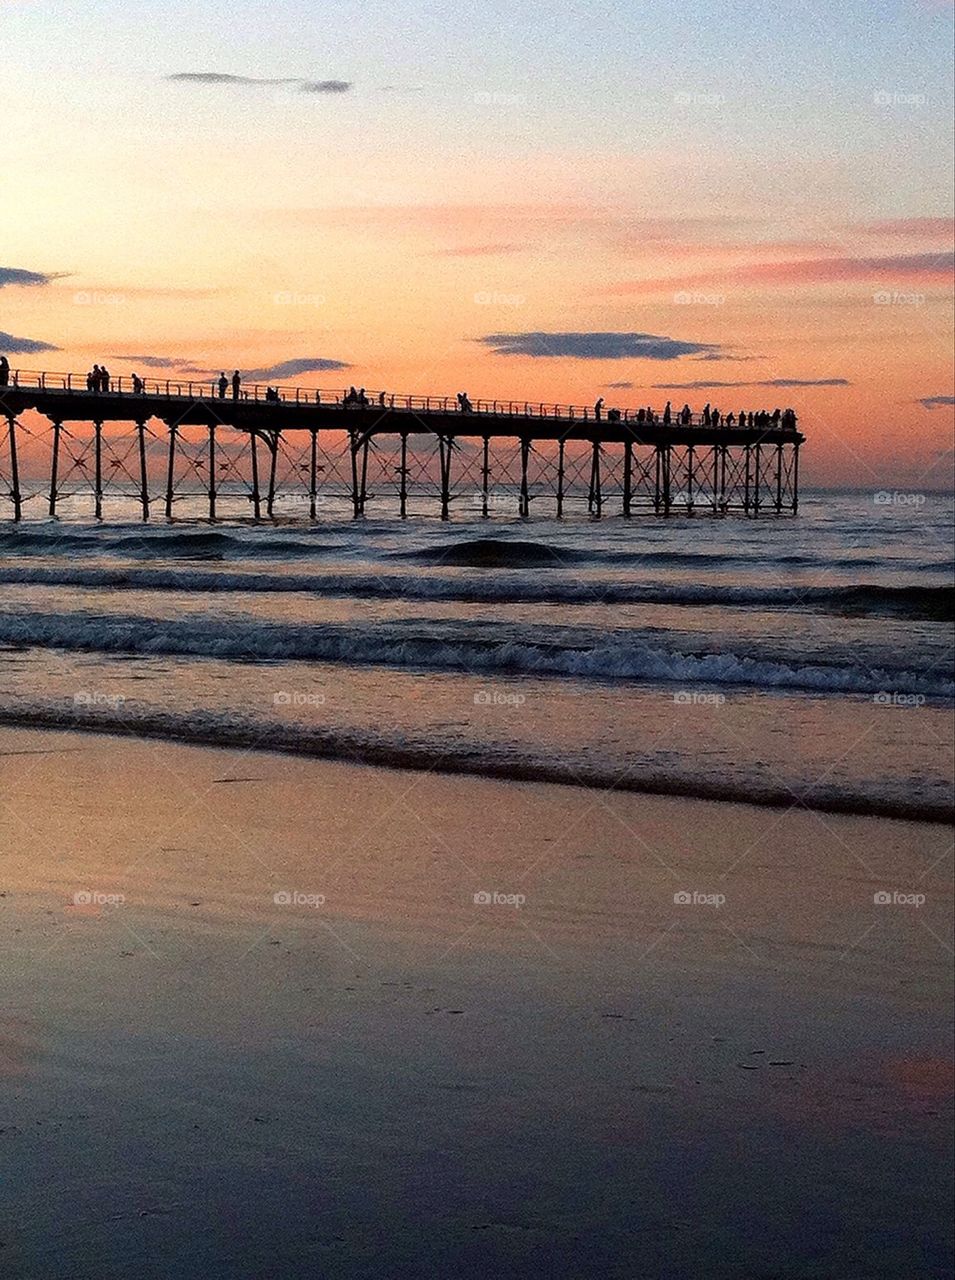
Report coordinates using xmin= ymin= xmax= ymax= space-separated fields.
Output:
xmin=0 ymin=267 xmax=63 ymax=288
xmin=860 ymin=217 xmax=955 ymax=238
xmin=477 ymin=332 xmax=725 ymax=360
xmin=0 ymin=330 xmax=60 ymax=354
xmin=605 ymin=252 xmax=955 ymax=295
xmin=168 ymin=73 xmax=353 ymax=94
xmin=604 ymin=380 xmax=634 ymax=388
xmin=652 ymin=378 xmax=850 ymax=390
xmin=243 ymin=357 xmax=351 ymax=380
xmin=919 ymin=394 xmax=955 ymax=409
xmin=112 ymin=355 xmax=189 ymax=369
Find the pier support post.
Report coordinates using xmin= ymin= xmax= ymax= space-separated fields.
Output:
xmin=719 ymin=444 xmax=727 ymax=512
xmin=654 ymin=445 xmax=662 ymax=515
xmin=438 ymin=436 xmax=452 ymax=520
xmin=774 ymin=443 xmax=783 ymax=514
xmin=519 ymin=438 xmax=530 ymax=517
xmin=93 ymin=420 xmax=103 ymax=520
xmin=350 ymin=432 xmax=361 ymax=518
xmin=165 ymin=424 xmax=177 ymax=518
xmin=623 ymin=441 xmax=633 ymax=517
xmin=481 ymin=436 xmax=489 ymax=518
xmin=753 ymin=442 xmax=761 ymax=518
xmin=662 ymin=445 xmax=672 ymax=516
xmin=588 ymin=442 xmax=602 ymax=517
xmin=399 ymin=433 xmax=408 ymax=518
xmin=250 ymin=432 xmax=261 ymax=520
xmin=309 ymin=429 xmax=318 ymax=520
xmin=49 ymin=420 xmax=62 ymax=517
xmin=792 ymin=443 xmax=800 ymax=515
xmin=687 ymin=444 xmax=695 ymax=513
xmin=137 ymin=420 xmax=149 ymax=520
xmin=359 ymin=437 xmax=370 ymax=516
xmin=207 ymin=425 xmax=216 ymax=521
xmin=267 ymin=433 xmax=278 ymax=518
xmin=556 ymin=440 xmax=565 ymax=518
xmin=6 ymin=417 xmax=21 ymax=521
xmin=743 ymin=444 xmax=752 ymax=517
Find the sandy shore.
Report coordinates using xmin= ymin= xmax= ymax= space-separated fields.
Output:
xmin=1 ymin=726 xmax=952 ymax=1279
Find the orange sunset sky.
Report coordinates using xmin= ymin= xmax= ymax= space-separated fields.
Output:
xmin=2 ymin=0 xmax=953 ymax=487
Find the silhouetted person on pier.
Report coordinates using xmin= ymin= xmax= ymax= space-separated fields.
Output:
xmin=637 ymin=408 xmax=646 ymax=424
xmin=772 ymin=408 xmax=781 ymax=426
xmin=131 ymin=373 xmax=144 ymax=394
xmin=726 ymin=412 xmax=735 ymax=427
xmin=99 ymin=366 xmax=110 ymax=392
xmin=594 ymin=397 xmax=604 ymax=422
xmin=680 ymin=403 xmax=691 ymax=425
xmin=232 ymin=371 xmax=241 ymax=401
xmin=702 ymin=403 xmax=711 ymax=426
xmin=379 ymin=391 xmax=386 ymax=408
xmin=747 ymin=412 xmax=754 ymax=428
xmin=663 ymin=400 xmax=672 ymax=425
xmin=458 ymin=391 xmax=473 ymax=413
xmin=0 ymin=356 xmax=9 ymax=386
xmin=358 ymin=387 xmax=369 ymax=407
xmin=607 ymin=407 xmax=621 ymax=423
xmin=344 ymin=386 xmax=358 ymax=407
xmin=712 ymin=408 xmax=721 ymax=428
xmin=217 ymin=373 xmax=228 ymax=400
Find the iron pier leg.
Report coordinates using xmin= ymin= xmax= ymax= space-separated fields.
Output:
xmin=687 ymin=444 xmax=695 ymax=514
xmin=519 ymin=438 xmax=530 ymax=517
xmin=309 ymin=429 xmax=318 ymax=519
xmin=49 ymin=420 xmax=61 ymax=517
xmin=481 ymin=436 xmax=489 ymax=518
xmin=438 ymin=436 xmax=451 ymax=520
xmin=6 ymin=417 xmax=21 ymax=521
xmin=589 ymin=442 xmax=602 ymax=517
xmin=165 ymin=425 xmax=177 ymax=518
xmin=719 ymin=444 xmax=727 ymax=512
xmin=350 ymin=432 xmax=361 ymax=518
xmin=623 ymin=441 xmax=632 ymax=517
xmin=399 ymin=433 xmax=408 ymax=518
xmin=267 ymin=433 xmax=278 ymax=518
xmin=792 ymin=443 xmax=800 ymax=515
xmin=743 ymin=444 xmax=752 ymax=517
xmin=662 ymin=445 xmax=672 ymax=516
xmin=359 ymin=437 xmax=369 ymax=515
xmin=775 ymin=443 xmax=783 ymax=514
xmin=208 ymin=425 xmax=216 ymax=521
xmin=654 ymin=446 xmax=662 ymax=514
xmin=754 ymin=442 xmax=761 ymax=518
xmin=250 ymin=431 xmax=261 ymax=520
xmin=94 ymin=420 xmax=103 ymax=520
xmin=137 ymin=420 xmax=149 ymax=520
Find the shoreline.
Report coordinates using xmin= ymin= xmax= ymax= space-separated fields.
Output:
xmin=2 ymin=711 xmax=952 ymax=824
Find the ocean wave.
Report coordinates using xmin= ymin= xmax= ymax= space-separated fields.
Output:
xmin=1 ymin=704 xmax=950 ymax=824
xmin=3 ymin=610 xmax=952 ymax=697
xmin=0 ymin=564 xmax=951 ymax=619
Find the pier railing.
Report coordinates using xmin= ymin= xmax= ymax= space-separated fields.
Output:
xmin=3 ymin=369 xmax=798 ymax=430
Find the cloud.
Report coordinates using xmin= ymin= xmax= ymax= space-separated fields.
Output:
xmin=477 ymin=332 xmax=725 ymax=360
xmin=168 ymin=73 xmax=353 ymax=94
xmin=605 ymin=252 xmax=955 ymax=295
xmin=604 ymin=381 xmax=634 ymax=388
xmin=167 ymin=73 xmax=300 ymax=85
xmin=861 ymin=217 xmax=955 ymax=238
xmin=112 ymin=355 xmax=190 ymax=369
xmin=0 ymin=331 xmax=60 ymax=354
xmin=300 ymin=80 xmax=353 ymax=94
xmin=0 ymin=267 xmax=62 ymax=288
xmin=652 ymin=378 xmax=850 ymax=390
xmin=243 ymin=357 xmax=351 ymax=380
xmin=919 ymin=395 xmax=955 ymax=409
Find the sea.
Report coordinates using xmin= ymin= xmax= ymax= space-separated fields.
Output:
xmin=1 ymin=488 xmax=952 ymax=822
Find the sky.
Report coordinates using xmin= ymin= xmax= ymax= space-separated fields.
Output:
xmin=2 ymin=0 xmax=954 ymax=485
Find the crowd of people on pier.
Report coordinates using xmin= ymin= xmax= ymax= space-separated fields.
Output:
xmin=594 ymin=397 xmax=797 ymax=429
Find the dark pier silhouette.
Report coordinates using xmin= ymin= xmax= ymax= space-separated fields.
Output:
xmin=0 ymin=370 xmax=804 ymax=521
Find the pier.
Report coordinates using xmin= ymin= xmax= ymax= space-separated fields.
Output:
xmin=0 ymin=369 xmax=804 ymax=521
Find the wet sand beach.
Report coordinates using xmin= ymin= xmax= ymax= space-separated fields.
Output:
xmin=1 ymin=727 xmax=952 ymax=1279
